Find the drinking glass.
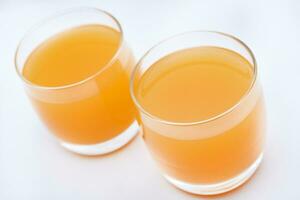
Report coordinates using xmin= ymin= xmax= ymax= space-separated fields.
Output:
xmin=130 ymin=31 xmax=266 ymax=195
xmin=15 ymin=7 xmax=138 ymax=155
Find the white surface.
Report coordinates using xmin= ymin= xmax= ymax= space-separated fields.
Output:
xmin=1 ymin=0 xmax=300 ymax=199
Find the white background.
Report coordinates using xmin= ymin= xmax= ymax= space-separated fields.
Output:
xmin=1 ymin=0 xmax=300 ymax=199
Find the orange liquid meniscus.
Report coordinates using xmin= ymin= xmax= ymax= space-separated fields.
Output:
xmin=23 ymin=25 xmax=136 ymax=144
xmin=136 ymin=46 xmax=265 ymax=184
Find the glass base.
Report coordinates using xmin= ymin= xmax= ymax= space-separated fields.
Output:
xmin=60 ymin=121 xmax=138 ymax=156
xmin=164 ymin=153 xmax=263 ymax=195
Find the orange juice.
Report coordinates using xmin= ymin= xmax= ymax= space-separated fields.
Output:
xmin=23 ymin=25 xmax=136 ymax=144
xmin=135 ymin=46 xmax=265 ymax=184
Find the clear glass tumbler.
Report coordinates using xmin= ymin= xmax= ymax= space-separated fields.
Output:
xmin=15 ymin=7 xmax=138 ymax=155
xmin=130 ymin=31 xmax=266 ymax=195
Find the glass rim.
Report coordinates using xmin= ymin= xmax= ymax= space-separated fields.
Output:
xmin=14 ymin=7 xmax=124 ymax=91
xmin=130 ymin=30 xmax=258 ymax=126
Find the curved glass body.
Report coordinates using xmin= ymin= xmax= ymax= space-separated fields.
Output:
xmin=15 ymin=8 xmax=138 ymax=155
xmin=131 ymin=31 xmax=266 ymax=195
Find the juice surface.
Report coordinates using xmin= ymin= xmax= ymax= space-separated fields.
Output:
xmin=136 ymin=47 xmax=265 ymax=183
xmin=23 ymin=25 xmax=120 ymax=87
xmin=23 ymin=25 xmax=136 ymax=144
xmin=136 ymin=46 xmax=253 ymax=122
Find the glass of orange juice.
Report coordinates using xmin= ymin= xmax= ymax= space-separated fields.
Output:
xmin=130 ymin=31 xmax=266 ymax=195
xmin=15 ymin=7 xmax=138 ymax=155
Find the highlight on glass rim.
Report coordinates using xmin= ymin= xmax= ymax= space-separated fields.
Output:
xmin=3 ymin=1 xmax=299 ymax=199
